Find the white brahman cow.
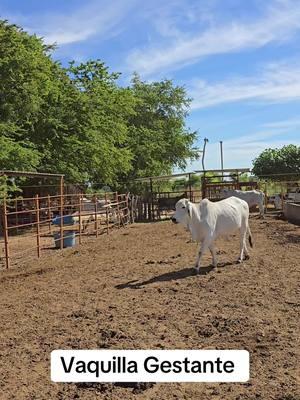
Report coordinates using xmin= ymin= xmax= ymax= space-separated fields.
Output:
xmin=220 ymin=189 xmax=265 ymax=217
xmin=171 ymin=197 xmax=253 ymax=273
xmin=72 ymin=199 xmax=114 ymax=231
xmin=269 ymin=194 xmax=282 ymax=210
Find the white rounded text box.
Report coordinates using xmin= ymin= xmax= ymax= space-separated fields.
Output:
xmin=51 ymin=350 xmax=249 ymax=383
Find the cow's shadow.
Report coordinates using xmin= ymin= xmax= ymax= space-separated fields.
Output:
xmin=115 ymin=266 xmax=215 ymax=290
xmin=115 ymin=260 xmax=239 ymax=290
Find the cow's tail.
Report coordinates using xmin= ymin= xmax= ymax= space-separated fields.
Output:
xmin=248 ymin=225 xmax=253 ymax=248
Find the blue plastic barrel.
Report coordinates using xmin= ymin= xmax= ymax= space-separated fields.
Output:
xmin=53 ymin=231 xmax=76 ymax=248
xmin=52 ymin=215 xmax=75 ymax=226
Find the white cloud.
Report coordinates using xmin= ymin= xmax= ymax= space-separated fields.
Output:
xmin=189 ymin=62 xmax=300 ymax=109
xmin=183 ymin=128 xmax=300 ymax=171
xmin=2 ymin=0 xmax=137 ymax=46
xmin=150 ymin=0 xmax=216 ymax=40
xmin=127 ymin=0 xmax=300 ymax=76
xmin=262 ymin=118 xmax=300 ymax=129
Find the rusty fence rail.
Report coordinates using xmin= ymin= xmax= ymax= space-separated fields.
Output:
xmin=257 ymin=180 xmax=300 ymax=211
xmin=130 ymin=180 xmax=300 ymax=221
xmin=0 ymin=192 xmax=130 ymax=269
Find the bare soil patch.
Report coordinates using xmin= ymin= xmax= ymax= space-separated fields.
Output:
xmin=0 ymin=217 xmax=299 ymax=399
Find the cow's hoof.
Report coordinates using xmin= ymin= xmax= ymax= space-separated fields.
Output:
xmin=244 ymin=254 xmax=250 ymax=260
xmin=237 ymin=258 xmax=243 ymax=263
xmin=194 ymin=267 xmax=200 ymax=274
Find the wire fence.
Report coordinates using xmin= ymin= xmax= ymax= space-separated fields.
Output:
xmin=1 ymin=176 xmax=299 ymax=269
xmin=0 ymin=192 xmax=130 ymax=269
xmin=132 ymin=178 xmax=300 ymax=220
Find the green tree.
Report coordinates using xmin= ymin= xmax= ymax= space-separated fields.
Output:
xmin=0 ymin=21 xmax=87 ymax=181
xmin=0 ymin=21 xmax=134 ymax=184
xmin=171 ymin=178 xmax=187 ymax=191
xmin=171 ymin=175 xmax=200 ymax=191
xmin=66 ymin=60 xmax=136 ymax=184
xmin=252 ymin=145 xmax=300 ymax=179
xmin=202 ymin=171 xmax=222 ymax=183
xmin=124 ymin=74 xmax=198 ymax=180
xmin=0 ymin=20 xmax=54 ymax=172
xmin=188 ymin=174 xmax=201 ymax=188
xmin=0 ymin=21 xmax=198 ymax=192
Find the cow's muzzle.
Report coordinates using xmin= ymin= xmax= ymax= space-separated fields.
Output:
xmin=171 ymin=217 xmax=178 ymax=224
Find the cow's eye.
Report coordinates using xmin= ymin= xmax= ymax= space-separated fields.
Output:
xmin=182 ymin=206 xmax=186 ymax=209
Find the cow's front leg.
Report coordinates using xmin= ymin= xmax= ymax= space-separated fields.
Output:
xmin=195 ymin=237 xmax=212 ymax=274
xmin=259 ymin=202 xmax=265 ymax=218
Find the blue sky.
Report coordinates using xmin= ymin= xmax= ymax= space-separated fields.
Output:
xmin=1 ymin=0 xmax=300 ymax=171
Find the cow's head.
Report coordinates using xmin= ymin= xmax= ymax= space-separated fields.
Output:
xmin=171 ymin=198 xmax=192 ymax=227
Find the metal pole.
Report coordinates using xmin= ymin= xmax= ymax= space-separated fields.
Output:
xmin=47 ymin=194 xmax=52 ymax=233
xmin=79 ymin=194 xmax=82 ymax=244
xmin=150 ymin=178 xmax=154 ymax=221
xmin=188 ymin=173 xmax=192 ymax=201
xmin=220 ymin=141 xmax=224 ymax=181
xmin=59 ymin=176 xmax=64 ymax=250
xmin=201 ymin=175 xmax=206 ymax=199
xmin=94 ymin=195 xmax=98 ymax=237
xmin=202 ymin=138 xmax=209 ymax=171
xmin=35 ymin=195 xmax=41 ymax=258
xmin=264 ymin=182 xmax=268 ymax=214
xmin=126 ymin=193 xmax=129 ymax=224
xmin=105 ymin=192 xmax=109 ymax=234
xmin=115 ymin=192 xmax=120 ymax=228
xmin=15 ymin=199 xmax=18 ymax=234
xmin=3 ymin=200 xmax=10 ymax=269
xmin=119 ymin=195 xmax=125 ymax=227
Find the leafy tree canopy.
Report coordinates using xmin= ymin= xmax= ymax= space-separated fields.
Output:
xmin=125 ymin=74 xmax=198 ymax=180
xmin=0 ymin=20 xmax=197 ymax=195
xmin=252 ymin=145 xmax=300 ymax=180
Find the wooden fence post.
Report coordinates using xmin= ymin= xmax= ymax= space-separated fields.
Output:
xmin=201 ymin=175 xmax=206 ymax=199
xmin=138 ymin=196 xmax=142 ymax=221
xmin=94 ymin=195 xmax=98 ymax=237
xmin=119 ymin=195 xmax=125 ymax=227
xmin=149 ymin=178 xmax=154 ymax=221
xmin=115 ymin=192 xmax=120 ymax=228
xmin=15 ymin=199 xmax=18 ymax=234
xmin=79 ymin=194 xmax=82 ymax=244
xmin=126 ymin=194 xmax=129 ymax=224
xmin=143 ymin=198 xmax=147 ymax=221
xmin=105 ymin=192 xmax=109 ymax=234
xmin=60 ymin=177 xmax=64 ymax=249
xmin=3 ymin=199 xmax=10 ymax=269
xmin=35 ymin=194 xmax=41 ymax=258
xmin=132 ymin=195 xmax=137 ymax=223
xmin=188 ymin=173 xmax=192 ymax=202
xmin=264 ymin=182 xmax=268 ymax=213
xmin=47 ymin=194 xmax=52 ymax=233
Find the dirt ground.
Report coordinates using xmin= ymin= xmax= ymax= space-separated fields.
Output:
xmin=0 ymin=216 xmax=299 ymax=400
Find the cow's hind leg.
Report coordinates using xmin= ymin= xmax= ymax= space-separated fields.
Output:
xmin=243 ymin=231 xmax=250 ymax=259
xmin=238 ymin=226 xmax=247 ymax=263
xmin=209 ymin=244 xmax=218 ymax=267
